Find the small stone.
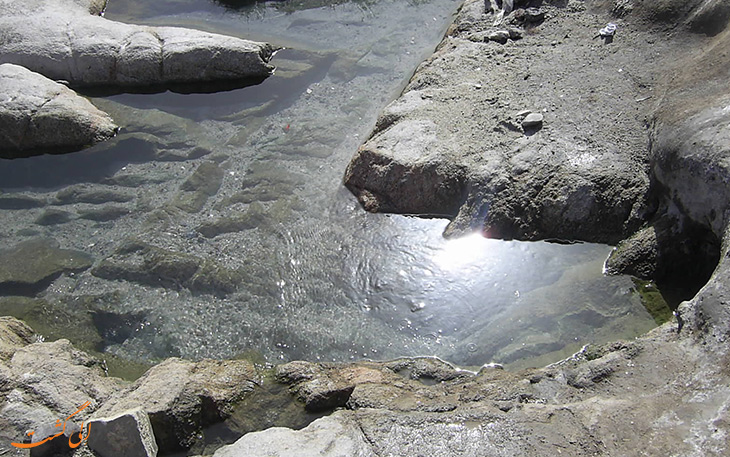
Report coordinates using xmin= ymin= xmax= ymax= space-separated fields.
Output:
xmin=521 ymin=113 xmax=544 ymax=129
xmin=488 ymin=30 xmax=510 ymax=44
xmin=508 ymin=27 xmax=523 ymax=40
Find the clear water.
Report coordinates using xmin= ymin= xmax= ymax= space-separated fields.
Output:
xmin=0 ymin=0 xmax=659 ymax=370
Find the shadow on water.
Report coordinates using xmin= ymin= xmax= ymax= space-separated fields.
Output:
xmin=100 ymin=49 xmax=337 ymax=121
xmin=0 ymin=138 xmax=157 ymax=190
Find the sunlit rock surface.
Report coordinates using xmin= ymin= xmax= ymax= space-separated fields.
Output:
xmin=0 ymin=64 xmax=118 ymax=158
xmin=0 ymin=0 xmax=275 ymax=89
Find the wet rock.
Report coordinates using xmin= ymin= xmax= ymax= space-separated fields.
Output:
xmin=172 ymin=162 xmax=225 ymax=213
xmin=54 ymin=186 xmax=135 ymax=205
xmin=78 ymin=205 xmax=131 ymax=222
xmin=91 ymin=310 xmax=148 ymax=349
xmin=187 ymin=259 xmax=243 ymax=296
xmin=92 ymin=240 xmax=241 ymax=296
xmin=197 ymin=202 xmax=268 ymax=238
xmin=384 ymin=357 xmax=471 ymax=383
xmin=86 ymin=408 xmax=158 ymax=457
xmin=95 ymin=358 xmax=258 ymax=452
xmin=0 ymin=239 xmax=93 ymax=295
xmin=0 ymin=63 xmax=118 ymax=158
xmin=35 ymin=208 xmax=76 ymax=226
xmin=0 ymin=295 xmax=105 ymax=355
xmin=0 ymin=0 xmax=275 ymax=89
xmin=180 ymin=162 xmax=225 ymax=195
xmin=212 ymin=411 xmax=374 ymax=457
xmin=604 ymin=226 xmax=658 ymax=279
xmin=0 ymin=316 xmax=35 ymax=361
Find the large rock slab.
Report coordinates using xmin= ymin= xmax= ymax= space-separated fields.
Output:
xmin=0 ymin=63 xmax=118 ymax=158
xmin=0 ymin=0 xmax=275 ymax=89
xmin=345 ymin=0 xmax=667 ymax=244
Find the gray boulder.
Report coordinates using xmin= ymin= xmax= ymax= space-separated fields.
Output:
xmin=0 ymin=338 xmax=126 ymax=454
xmin=0 ymin=63 xmax=118 ymax=158
xmin=0 ymin=0 xmax=275 ymax=89
xmin=94 ymin=357 xmax=259 ymax=452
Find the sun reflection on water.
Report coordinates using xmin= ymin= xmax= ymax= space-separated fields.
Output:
xmin=432 ymin=232 xmax=494 ymax=272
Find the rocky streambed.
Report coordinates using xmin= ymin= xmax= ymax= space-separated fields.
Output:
xmin=2 ymin=0 xmax=730 ymax=456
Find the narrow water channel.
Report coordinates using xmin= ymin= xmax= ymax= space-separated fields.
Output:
xmin=0 ymin=0 xmax=667 ymax=371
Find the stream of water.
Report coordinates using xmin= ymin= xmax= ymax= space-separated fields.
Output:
xmin=0 ymin=0 xmax=665 ymax=371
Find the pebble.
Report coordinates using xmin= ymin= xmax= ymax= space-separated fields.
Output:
xmin=521 ymin=112 xmax=544 ymax=129
xmin=487 ymin=30 xmax=510 ymax=44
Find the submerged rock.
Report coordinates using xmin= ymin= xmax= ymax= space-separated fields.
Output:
xmin=92 ymin=240 xmax=242 ymax=296
xmin=0 ymin=63 xmax=118 ymax=158
xmin=172 ymin=161 xmax=225 ymax=213
xmin=0 ymin=239 xmax=93 ymax=295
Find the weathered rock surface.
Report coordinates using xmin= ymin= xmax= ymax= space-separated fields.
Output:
xmin=219 ymin=322 xmax=730 ymax=457
xmin=1 ymin=313 xmax=729 ymax=457
xmin=212 ymin=412 xmax=374 ymax=457
xmin=94 ymin=357 xmax=259 ymax=452
xmin=0 ymin=238 xmax=94 ymax=295
xmin=0 ymin=63 xmax=118 ymax=158
xmin=344 ymin=0 xmax=726 ymax=246
xmin=0 ymin=316 xmax=34 ymax=361
xmin=86 ymin=408 xmax=158 ymax=457
xmin=0 ymin=0 xmax=275 ymax=89
xmin=0 ymin=335 xmax=125 ymax=455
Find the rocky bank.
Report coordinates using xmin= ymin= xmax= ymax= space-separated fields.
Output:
xmin=2 ymin=0 xmax=730 ymax=456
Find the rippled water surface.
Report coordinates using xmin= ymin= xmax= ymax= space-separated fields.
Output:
xmin=0 ymin=0 xmax=663 ymax=370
